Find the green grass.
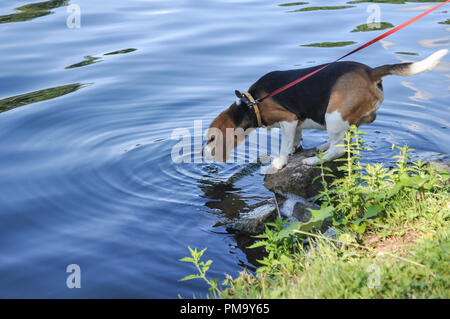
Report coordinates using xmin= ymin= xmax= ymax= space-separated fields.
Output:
xmin=180 ymin=126 xmax=450 ymax=299
xmin=439 ymin=19 xmax=450 ymax=25
xmin=223 ymin=233 xmax=449 ymax=298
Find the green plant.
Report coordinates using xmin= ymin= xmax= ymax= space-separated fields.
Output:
xmin=246 ymin=125 xmax=449 ymax=273
xmin=179 ymin=247 xmax=227 ymax=298
xmin=247 ymin=218 xmax=301 ymax=273
xmin=309 ymin=126 xmax=448 ymax=234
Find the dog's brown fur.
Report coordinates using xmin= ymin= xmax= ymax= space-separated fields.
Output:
xmin=327 ymin=70 xmax=383 ymax=125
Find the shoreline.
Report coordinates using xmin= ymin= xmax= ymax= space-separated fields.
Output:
xmin=180 ymin=127 xmax=450 ymax=299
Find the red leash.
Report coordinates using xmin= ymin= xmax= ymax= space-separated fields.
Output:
xmin=257 ymin=0 xmax=450 ymax=103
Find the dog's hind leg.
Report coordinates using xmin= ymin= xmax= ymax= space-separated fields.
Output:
xmin=316 ymin=142 xmax=330 ymax=152
xmin=292 ymin=126 xmax=303 ymax=154
xmin=303 ymin=111 xmax=349 ymax=165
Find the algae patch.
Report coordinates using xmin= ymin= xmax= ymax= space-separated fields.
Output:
xmin=65 ymin=56 xmax=102 ymax=69
xmin=288 ymin=6 xmax=354 ymax=12
xmin=0 ymin=0 xmax=69 ymax=24
xmin=0 ymin=83 xmax=86 ymax=114
xmin=301 ymin=41 xmax=357 ymax=48
xmin=352 ymin=22 xmax=394 ymax=32
xmin=104 ymin=48 xmax=138 ymax=56
xmin=348 ymin=0 xmax=444 ymax=4
xmin=279 ymin=2 xmax=309 ymax=7
xmin=395 ymin=51 xmax=419 ymax=56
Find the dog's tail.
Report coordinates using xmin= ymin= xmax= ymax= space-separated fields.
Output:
xmin=371 ymin=49 xmax=448 ymax=81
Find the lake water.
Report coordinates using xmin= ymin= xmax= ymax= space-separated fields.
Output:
xmin=0 ymin=0 xmax=448 ymax=298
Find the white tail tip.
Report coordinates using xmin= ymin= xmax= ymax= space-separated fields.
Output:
xmin=410 ymin=49 xmax=448 ymax=75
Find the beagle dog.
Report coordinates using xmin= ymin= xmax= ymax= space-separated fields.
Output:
xmin=202 ymin=49 xmax=448 ymax=169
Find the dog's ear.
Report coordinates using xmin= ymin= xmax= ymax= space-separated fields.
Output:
xmin=235 ymin=90 xmax=242 ymax=99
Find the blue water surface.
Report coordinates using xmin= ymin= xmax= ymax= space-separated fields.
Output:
xmin=0 ymin=0 xmax=448 ymax=298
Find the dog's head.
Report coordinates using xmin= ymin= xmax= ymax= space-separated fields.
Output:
xmin=202 ymin=90 xmax=255 ymax=162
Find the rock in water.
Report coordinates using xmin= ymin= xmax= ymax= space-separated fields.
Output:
xmin=223 ymin=149 xmax=343 ymax=235
xmin=276 ymin=192 xmax=319 ymax=222
xmin=430 ymin=160 xmax=450 ymax=173
xmin=264 ymin=148 xmax=343 ymax=198
xmin=292 ymin=201 xmax=315 ymax=223
xmin=226 ymin=203 xmax=277 ymax=234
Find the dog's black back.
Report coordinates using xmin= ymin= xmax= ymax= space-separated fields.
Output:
xmin=249 ymin=61 xmax=371 ymax=125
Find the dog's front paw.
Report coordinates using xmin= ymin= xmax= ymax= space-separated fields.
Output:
xmin=302 ymin=156 xmax=319 ymax=166
xmin=272 ymin=156 xmax=288 ymax=170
